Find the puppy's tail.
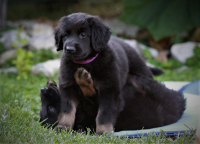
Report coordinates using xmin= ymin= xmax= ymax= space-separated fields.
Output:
xmin=149 ymin=67 xmax=164 ymax=76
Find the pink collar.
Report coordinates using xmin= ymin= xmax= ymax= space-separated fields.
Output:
xmin=73 ymin=53 xmax=99 ymax=64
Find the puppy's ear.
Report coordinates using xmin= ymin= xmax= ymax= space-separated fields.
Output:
xmin=54 ymin=26 xmax=63 ymax=51
xmin=86 ymin=16 xmax=111 ymax=52
xmin=47 ymin=79 xmax=57 ymax=87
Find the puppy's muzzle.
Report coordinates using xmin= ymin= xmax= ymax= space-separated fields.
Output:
xmin=66 ymin=46 xmax=76 ymax=53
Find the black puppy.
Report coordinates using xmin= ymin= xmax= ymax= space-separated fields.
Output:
xmin=40 ymin=80 xmax=60 ymax=128
xmin=40 ymin=68 xmax=186 ymax=132
xmin=54 ymin=13 xmax=164 ymax=134
xmin=40 ymin=71 xmax=98 ymax=131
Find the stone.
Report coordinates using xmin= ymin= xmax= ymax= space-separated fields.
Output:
xmin=31 ymin=59 xmax=60 ymax=77
xmin=102 ymin=19 xmax=140 ymax=38
xmin=6 ymin=20 xmax=54 ymax=37
xmin=171 ymin=42 xmax=200 ymax=63
xmin=124 ymin=39 xmax=159 ymax=59
xmin=0 ymin=49 xmax=16 ymax=65
xmin=124 ymin=39 xmax=145 ymax=58
xmin=0 ymin=30 xmax=30 ymax=49
xmin=0 ymin=67 xmax=18 ymax=74
xmin=30 ymin=23 xmax=54 ymax=37
xmin=29 ymin=35 xmax=56 ymax=51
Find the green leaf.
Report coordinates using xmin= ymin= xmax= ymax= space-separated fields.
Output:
xmin=12 ymin=42 xmax=18 ymax=48
xmin=19 ymin=38 xmax=29 ymax=45
xmin=121 ymin=0 xmax=200 ymax=40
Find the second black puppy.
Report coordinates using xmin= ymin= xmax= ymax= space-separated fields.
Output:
xmin=40 ymin=68 xmax=186 ymax=132
xmin=40 ymin=77 xmax=98 ymax=131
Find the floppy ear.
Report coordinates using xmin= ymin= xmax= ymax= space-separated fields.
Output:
xmin=54 ymin=26 xmax=63 ymax=51
xmin=86 ymin=16 xmax=111 ymax=52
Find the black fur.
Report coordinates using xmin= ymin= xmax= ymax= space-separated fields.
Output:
xmin=39 ymin=80 xmax=98 ymax=131
xmin=54 ymin=13 xmax=184 ymax=134
xmin=39 ymin=74 xmax=186 ymax=132
xmin=40 ymin=80 xmax=60 ymax=128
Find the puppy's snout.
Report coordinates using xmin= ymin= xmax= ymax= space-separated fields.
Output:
xmin=66 ymin=46 xmax=76 ymax=53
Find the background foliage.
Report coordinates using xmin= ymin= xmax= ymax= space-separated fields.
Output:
xmin=121 ymin=0 xmax=200 ymax=40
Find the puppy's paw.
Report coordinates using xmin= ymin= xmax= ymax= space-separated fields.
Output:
xmin=75 ymin=68 xmax=92 ymax=85
xmin=55 ymin=125 xmax=71 ymax=134
xmin=96 ymin=124 xmax=114 ymax=135
xmin=74 ymin=67 xmax=96 ymax=96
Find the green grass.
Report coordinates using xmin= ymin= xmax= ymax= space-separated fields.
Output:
xmin=0 ymin=70 xmax=198 ymax=143
xmin=155 ymin=68 xmax=200 ymax=81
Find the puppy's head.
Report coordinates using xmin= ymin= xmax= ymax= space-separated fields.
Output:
xmin=54 ymin=13 xmax=111 ymax=61
xmin=39 ymin=79 xmax=60 ymax=128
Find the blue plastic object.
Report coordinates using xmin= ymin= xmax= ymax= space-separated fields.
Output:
xmin=178 ymin=80 xmax=200 ymax=96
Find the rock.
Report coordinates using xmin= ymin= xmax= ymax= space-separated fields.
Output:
xmin=0 ymin=59 xmax=60 ymax=76
xmin=6 ymin=20 xmax=36 ymax=29
xmin=6 ymin=20 xmax=54 ymax=37
xmin=124 ymin=39 xmax=145 ymax=58
xmin=31 ymin=59 xmax=60 ymax=77
xmin=29 ymin=35 xmax=56 ymax=51
xmin=0 ymin=30 xmax=30 ymax=49
xmin=0 ymin=67 xmax=18 ymax=74
xmin=171 ymin=42 xmax=200 ymax=63
xmin=30 ymin=23 xmax=54 ymax=37
xmin=0 ymin=49 xmax=16 ymax=65
xmin=102 ymin=19 xmax=140 ymax=38
xmin=124 ymin=39 xmax=159 ymax=59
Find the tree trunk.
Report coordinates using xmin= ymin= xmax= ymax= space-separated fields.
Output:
xmin=0 ymin=0 xmax=7 ymax=30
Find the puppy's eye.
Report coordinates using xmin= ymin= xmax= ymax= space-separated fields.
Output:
xmin=48 ymin=106 xmax=55 ymax=113
xmin=79 ymin=32 xmax=87 ymax=38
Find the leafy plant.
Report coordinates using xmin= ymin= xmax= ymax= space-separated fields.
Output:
xmin=1 ymin=58 xmax=15 ymax=68
xmin=143 ymin=49 xmax=183 ymax=69
xmin=121 ymin=0 xmax=200 ymax=40
xmin=12 ymin=48 xmax=33 ymax=80
xmin=31 ymin=49 xmax=61 ymax=65
xmin=11 ymin=28 xmax=33 ymax=80
xmin=186 ymin=46 xmax=200 ymax=68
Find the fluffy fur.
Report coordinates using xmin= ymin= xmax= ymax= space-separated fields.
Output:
xmin=40 ymin=77 xmax=98 ymax=131
xmin=39 ymin=68 xmax=186 ymax=132
xmin=54 ymin=12 xmax=184 ymax=134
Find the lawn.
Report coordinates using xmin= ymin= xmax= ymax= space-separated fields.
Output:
xmin=0 ymin=68 xmax=198 ymax=143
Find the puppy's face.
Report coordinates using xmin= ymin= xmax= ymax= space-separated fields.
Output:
xmin=55 ymin=13 xmax=111 ymax=61
xmin=40 ymin=80 xmax=60 ymax=128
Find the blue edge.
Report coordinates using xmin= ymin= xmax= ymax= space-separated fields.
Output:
xmin=114 ymin=80 xmax=200 ymax=138
xmin=118 ymin=130 xmax=193 ymax=138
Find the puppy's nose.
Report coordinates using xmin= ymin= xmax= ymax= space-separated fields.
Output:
xmin=66 ymin=46 xmax=76 ymax=53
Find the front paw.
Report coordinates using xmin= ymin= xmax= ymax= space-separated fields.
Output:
xmin=55 ymin=125 xmax=70 ymax=133
xmin=96 ymin=124 xmax=114 ymax=135
xmin=75 ymin=67 xmax=92 ymax=86
xmin=74 ymin=67 xmax=96 ymax=96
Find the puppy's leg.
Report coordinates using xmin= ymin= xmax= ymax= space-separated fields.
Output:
xmin=95 ymin=88 xmax=124 ymax=135
xmin=74 ymin=68 xmax=96 ymax=97
xmin=56 ymin=86 xmax=79 ymax=131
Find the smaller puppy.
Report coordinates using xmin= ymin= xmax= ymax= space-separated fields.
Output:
xmin=40 ymin=80 xmax=60 ymax=128
xmin=39 ymin=70 xmax=98 ymax=131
